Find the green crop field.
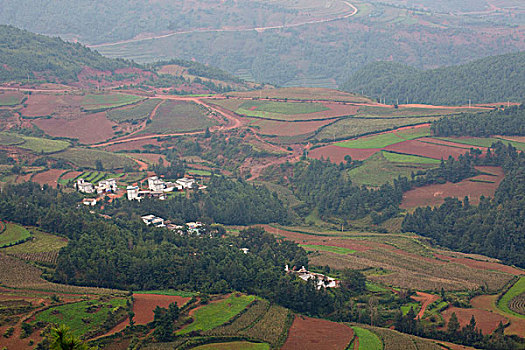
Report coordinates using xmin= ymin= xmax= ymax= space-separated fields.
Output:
xmin=135 ymin=290 xmax=196 ymax=297
xmin=497 ymin=277 xmax=525 ymax=318
xmin=438 ymin=137 xmax=525 ymax=151
xmin=82 ymin=93 xmax=144 ymax=111
xmin=192 ymin=342 xmax=270 ymax=350
xmin=178 ymin=294 xmax=255 ymax=335
xmin=2 ymin=229 xmax=66 ymax=254
xmin=401 ymin=302 xmax=421 ymax=315
xmin=0 ymin=132 xmax=70 ymax=153
xmin=52 ymin=148 xmax=136 ymax=169
xmin=314 ymin=117 xmax=439 ymax=142
xmin=0 ymin=92 xmax=25 ymax=106
xmin=236 ymin=100 xmax=328 ymax=119
xmin=356 ymin=106 xmax=472 ymax=118
xmin=0 ymin=223 xmax=31 ymax=248
xmin=107 ymin=99 xmax=162 ymax=122
xmin=382 ymin=151 xmax=440 ymax=164
xmin=351 ymin=326 xmax=383 ymax=350
xmin=336 ymin=132 xmax=403 ymax=149
xmin=300 ymin=244 xmax=356 ymax=255
xmin=349 ymin=153 xmax=436 ymax=186
xmin=34 ymin=298 xmax=127 ymax=337
xmin=141 ymin=101 xmax=218 ymax=134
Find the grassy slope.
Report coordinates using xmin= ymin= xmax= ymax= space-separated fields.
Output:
xmin=497 ymin=277 xmax=525 ymax=318
xmin=0 ymin=223 xmax=31 ymax=247
xmin=2 ymin=229 xmax=66 ymax=253
xmin=141 ymin=101 xmax=217 ymax=134
xmin=351 ymin=326 xmax=382 ymax=350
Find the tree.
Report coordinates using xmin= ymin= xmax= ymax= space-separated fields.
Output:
xmin=95 ymin=159 xmax=104 ymax=171
xmin=48 ymin=324 xmax=90 ymax=350
xmin=340 ymin=269 xmax=366 ymax=294
xmin=447 ymin=312 xmax=460 ymax=335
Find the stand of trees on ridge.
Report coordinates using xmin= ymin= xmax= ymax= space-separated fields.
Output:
xmin=343 ymin=52 xmax=525 ymax=105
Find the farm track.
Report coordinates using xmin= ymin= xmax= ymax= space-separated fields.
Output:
xmin=411 ymin=292 xmax=439 ymax=319
xmin=88 ymin=1 xmax=359 ymax=48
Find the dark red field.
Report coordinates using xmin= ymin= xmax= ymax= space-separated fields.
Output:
xmin=281 ymin=315 xmax=353 ymax=350
xmin=384 ymin=139 xmax=477 ymax=160
xmin=132 ymin=294 xmax=192 ymax=325
xmin=31 ymin=169 xmax=67 ymax=188
xmin=105 ymin=138 xmax=164 ymax=152
xmin=33 ymin=112 xmax=117 ymax=144
xmin=401 ymin=166 xmax=504 ymax=209
xmin=249 ymin=118 xmax=335 ymax=136
xmin=309 ymin=145 xmax=379 ymax=162
xmin=442 ymin=307 xmax=507 ymax=335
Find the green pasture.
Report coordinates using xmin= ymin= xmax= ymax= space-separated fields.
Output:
xmin=0 ymin=132 xmax=70 ymax=153
xmin=300 ymin=244 xmax=356 ymax=255
xmin=236 ymin=100 xmax=328 ymax=119
xmin=382 ymin=151 xmax=440 ymax=164
xmin=438 ymin=137 xmax=525 ymax=151
xmin=351 ymin=326 xmax=383 ymax=350
xmin=401 ymin=303 xmax=420 ymax=315
xmin=498 ymin=277 xmax=525 ymax=318
xmin=34 ymin=298 xmax=127 ymax=337
xmin=82 ymin=93 xmax=144 ymax=111
xmin=0 ymin=92 xmax=25 ymax=106
xmin=2 ymin=229 xmax=66 ymax=254
xmin=107 ymin=99 xmax=161 ymax=122
xmin=178 ymin=294 xmax=255 ymax=335
xmin=0 ymin=223 xmax=31 ymax=248
xmin=52 ymin=148 xmax=136 ymax=169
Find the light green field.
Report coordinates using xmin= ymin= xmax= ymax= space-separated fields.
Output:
xmin=34 ymin=298 xmax=127 ymax=337
xmin=438 ymin=137 xmax=525 ymax=151
xmin=497 ymin=277 xmax=525 ymax=318
xmin=82 ymin=93 xmax=144 ymax=111
xmin=135 ymin=290 xmax=196 ymax=297
xmin=366 ymin=282 xmax=389 ymax=292
xmin=0 ymin=132 xmax=70 ymax=153
xmin=336 ymin=132 xmax=403 ymax=149
xmin=178 ymin=294 xmax=255 ymax=335
xmin=351 ymin=326 xmax=383 ymax=350
xmin=236 ymin=100 xmax=328 ymax=119
xmin=1 ymin=229 xmax=66 ymax=253
xmin=300 ymin=244 xmax=356 ymax=255
xmin=382 ymin=151 xmax=440 ymax=164
xmin=192 ymin=342 xmax=270 ymax=350
xmin=0 ymin=223 xmax=31 ymax=248
xmin=401 ymin=303 xmax=421 ymax=315
xmin=0 ymin=92 xmax=25 ymax=106
xmin=187 ymin=169 xmax=212 ymax=176
xmin=52 ymin=148 xmax=136 ymax=169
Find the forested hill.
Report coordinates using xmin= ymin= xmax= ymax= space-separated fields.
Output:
xmin=342 ymin=52 xmax=525 ymax=105
xmin=0 ymin=25 xmax=133 ymax=82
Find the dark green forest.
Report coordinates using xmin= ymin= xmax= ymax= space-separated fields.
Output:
xmin=343 ymin=52 xmax=525 ymax=105
xmin=0 ymin=25 xmax=132 ymax=82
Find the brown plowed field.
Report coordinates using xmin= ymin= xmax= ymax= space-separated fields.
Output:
xmin=496 ymin=135 xmax=525 ymax=143
xmin=384 ymin=140 xmax=475 ymax=160
xmin=249 ymin=118 xmax=334 ymax=136
xmin=419 ymin=138 xmax=483 ymax=149
xmin=128 ymin=153 xmax=169 ymax=165
xmin=401 ymin=166 xmax=504 ymax=209
xmin=309 ymin=145 xmax=379 ymax=162
xmin=442 ymin=306 xmax=507 ymax=334
xmin=61 ymin=171 xmax=83 ymax=181
xmin=21 ymin=94 xmax=84 ymax=118
xmin=133 ymin=293 xmax=192 ymax=325
xmin=33 ymin=112 xmax=117 ymax=144
xmin=411 ymin=292 xmax=439 ymax=319
xmin=105 ymin=138 xmax=164 ymax=152
xmin=471 ymin=295 xmax=525 ymax=336
xmin=434 ymin=253 xmax=524 ymax=276
xmin=281 ymin=315 xmax=353 ymax=350
xmin=31 ymin=169 xmax=67 ymax=188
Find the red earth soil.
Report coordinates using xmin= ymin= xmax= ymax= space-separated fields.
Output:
xmin=130 ymin=153 xmax=169 ymax=165
xmin=61 ymin=171 xmax=83 ymax=181
xmin=401 ymin=166 xmax=504 ymax=209
xmin=31 ymin=169 xmax=67 ymax=188
xmin=433 ymin=253 xmax=524 ymax=276
xmin=133 ymin=294 xmax=191 ymax=325
xmin=21 ymin=94 xmax=84 ymax=118
xmin=411 ymin=292 xmax=439 ymax=319
xmin=442 ymin=307 xmax=507 ymax=335
xmin=471 ymin=295 xmax=525 ymax=336
xmin=105 ymin=138 xmax=164 ymax=152
xmin=384 ymin=139 xmax=479 ymax=160
xmin=419 ymin=138 xmax=484 ymax=149
xmin=281 ymin=315 xmax=354 ymax=350
xmin=33 ymin=112 xmax=117 ymax=144
xmin=495 ymin=135 xmax=525 ymax=143
xmin=249 ymin=118 xmax=335 ymax=136
xmin=309 ymin=145 xmax=379 ymax=162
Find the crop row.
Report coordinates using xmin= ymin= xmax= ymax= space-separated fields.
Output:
xmin=509 ymin=292 xmax=525 ymax=316
xmin=240 ymin=304 xmax=292 ymax=347
xmin=205 ymin=299 xmax=270 ymax=336
xmin=11 ymin=251 xmax=59 ymax=265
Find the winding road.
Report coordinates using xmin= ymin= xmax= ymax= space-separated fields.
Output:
xmin=88 ymin=0 xmax=358 ymax=48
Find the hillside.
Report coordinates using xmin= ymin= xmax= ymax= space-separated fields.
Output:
xmin=343 ymin=52 xmax=525 ymax=105
xmin=0 ymin=25 xmax=132 ymax=83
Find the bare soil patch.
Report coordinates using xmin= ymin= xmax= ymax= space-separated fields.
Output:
xmin=434 ymin=253 xmax=523 ymax=276
xmin=281 ymin=315 xmax=353 ymax=350
xmin=384 ymin=139 xmax=474 ymax=160
xmin=133 ymin=293 xmax=192 ymax=325
xmin=31 ymin=169 xmax=67 ymax=188
xmin=33 ymin=112 xmax=117 ymax=144
xmin=21 ymin=94 xmax=84 ymax=119
xmin=401 ymin=166 xmax=504 ymax=209
xmin=442 ymin=306 xmax=507 ymax=334
xmin=105 ymin=138 xmax=164 ymax=152
xmin=249 ymin=118 xmax=334 ymax=136
xmin=411 ymin=292 xmax=439 ymax=319
xmin=309 ymin=145 xmax=379 ymax=162
xmin=61 ymin=171 xmax=83 ymax=181
xmin=471 ymin=295 xmax=525 ymax=336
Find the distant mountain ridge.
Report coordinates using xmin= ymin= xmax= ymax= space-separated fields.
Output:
xmin=342 ymin=52 xmax=525 ymax=105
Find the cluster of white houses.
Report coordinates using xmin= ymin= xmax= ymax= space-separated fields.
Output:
xmin=76 ymin=178 xmax=118 ymax=194
xmin=141 ymin=214 xmax=204 ymax=234
xmin=127 ymin=176 xmax=203 ymax=201
xmin=285 ymin=265 xmax=339 ymax=290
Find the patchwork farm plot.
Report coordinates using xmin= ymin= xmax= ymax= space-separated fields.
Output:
xmin=281 ymin=315 xmax=353 ymax=350
xmin=51 ymin=148 xmax=136 ymax=169
xmin=0 ymin=223 xmax=31 ymax=248
xmin=81 ymin=93 xmax=144 ymax=112
xmin=0 ymin=132 xmax=70 ymax=154
xmin=1 ymin=228 xmax=67 ymax=265
xmin=226 ymin=87 xmax=374 ymax=103
xmin=30 ymin=169 xmax=67 ymax=188
xmin=0 ymin=91 xmax=26 ymax=106
xmin=106 ymin=99 xmax=162 ymax=122
xmin=140 ymin=100 xmax=218 ymax=134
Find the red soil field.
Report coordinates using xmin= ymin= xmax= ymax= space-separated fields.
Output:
xmin=105 ymin=138 xmax=164 ymax=152
xmin=21 ymin=94 xmax=84 ymax=118
xmin=61 ymin=171 xmax=83 ymax=181
xmin=250 ymin=118 xmax=334 ymax=136
xmin=401 ymin=166 xmax=504 ymax=209
xmin=33 ymin=112 xmax=117 ymax=144
xmin=31 ymin=169 xmax=67 ymax=188
xmin=411 ymin=292 xmax=439 ymax=319
xmin=419 ymin=138 xmax=483 ymax=149
xmin=281 ymin=315 xmax=354 ymax=350
xmin=129 ymin=153 xmax=169 ymax=165
xmin=434 ymin=253 xmax=524 ymax=276
xmin=471 ymin=295 xmax=525 ymax=336
xmin=309 ymin=145 xmax=379 ymax=162
xmin=384 ymin=139 xmax=476 ymax=160
xmin=496 ymin=135 xmax=525 ymax=143
xmin=442 ymin=307 xmax=507 ymax=335
xmin=133 ymin=293 xmax=192 ymax=325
